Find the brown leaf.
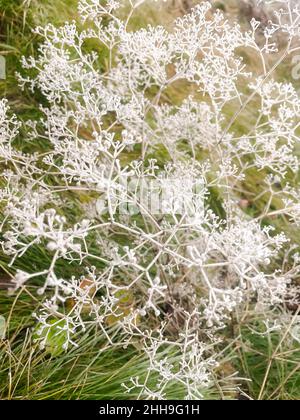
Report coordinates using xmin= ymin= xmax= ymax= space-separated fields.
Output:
xmin=79 ymin=278 xmax=96 ymax=297
xmin=0 ymin=275 xmax=13 ymax=290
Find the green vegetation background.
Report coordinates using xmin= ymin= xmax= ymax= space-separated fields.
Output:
xmin=0 ymin=0 xmax=300 ymax=400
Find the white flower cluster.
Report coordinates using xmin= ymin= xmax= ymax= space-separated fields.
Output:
xmin=1 ymin=0 xmax=300 ymax=399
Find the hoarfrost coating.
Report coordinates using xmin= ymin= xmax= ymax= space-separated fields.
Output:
xmin=1 ymin=0 xmax=300 ymax=399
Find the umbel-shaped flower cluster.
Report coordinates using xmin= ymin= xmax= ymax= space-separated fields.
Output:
xmin=1 ymin=0 xmax=300 ymax=399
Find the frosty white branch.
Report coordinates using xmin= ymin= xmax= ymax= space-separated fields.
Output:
xmin=1 ymin=0 xmax=300 ymax=400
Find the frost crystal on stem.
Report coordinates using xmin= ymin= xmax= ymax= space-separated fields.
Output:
xmin=1 ymin=0 xmax=300 ymax=399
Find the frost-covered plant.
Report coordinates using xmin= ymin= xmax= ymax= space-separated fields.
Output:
xmin=1 ymin=0 xmax=300 ymax=399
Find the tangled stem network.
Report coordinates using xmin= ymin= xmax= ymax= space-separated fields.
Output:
xmin=1 ymin=0 xmax=300 ymax=399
